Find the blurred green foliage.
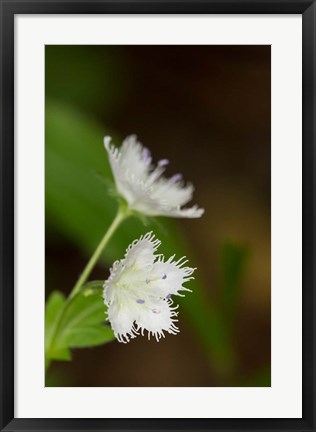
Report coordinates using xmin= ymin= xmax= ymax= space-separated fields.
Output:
xmin=46 ymin=46 xmax=126 ymax=118
xmin=220 ymin=242 xmax=249 ymax=322
xmin=243 ymin=367 xmax=271 ymax=387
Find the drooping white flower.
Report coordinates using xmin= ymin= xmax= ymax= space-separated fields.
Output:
xmin=103 ymin=232 xmax=195 ymax=343
xmin=104 ymin=135 xmax=204 ymax=218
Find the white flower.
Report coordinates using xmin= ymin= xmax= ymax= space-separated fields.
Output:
xmin=104 ymin=135 xmax=204 ymax=218
xmin=103 ymin=232 xmax=195 ymax=343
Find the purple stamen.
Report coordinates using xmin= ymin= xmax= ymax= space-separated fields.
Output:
xmin=162 ymin=273 xmax=167 ymax=280
xmin=136 ymin=299 xmax=145 ymax=304
xmin=158 ymin=159 xmax=169 ymax=167
xmin=171 ymin=173 xmax=183 ymax=182
xmin=166 ymin=294 xmax=172 ymax=299
xmin=142 ymin=147 xmax=152 ymax=165
xmin=152 ymin=309 xmax=161 ymax=314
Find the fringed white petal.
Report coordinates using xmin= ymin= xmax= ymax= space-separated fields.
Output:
xmin=106 ymin=301 xmax=139 ymax=343
xmin=135 ymin=298 xmax=179 ymax=342
xmin=123 ymin=231 xmax=161 ymax=269
xmin=144 ymin=255 xmax=195 ymax=298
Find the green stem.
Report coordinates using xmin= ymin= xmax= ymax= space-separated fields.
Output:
xmin=46 ymin=206 xmax=128 ymax=373
xmin=69 ymin=206 xmax=128 ymax=299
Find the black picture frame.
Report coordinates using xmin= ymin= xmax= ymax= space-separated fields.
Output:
xmin=0 ymin=0 xmax=315 ymax=431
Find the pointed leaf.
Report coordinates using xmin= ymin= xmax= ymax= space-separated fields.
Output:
xmin=51 ymin=347 xmax=72 ymax=361
xmin=48 ymin=286 xmax=114 ymax=359
xmin=45 ymin=291 xmax=66 ymax=351
xmin=64 ymin=326 xmax=115 ymax=348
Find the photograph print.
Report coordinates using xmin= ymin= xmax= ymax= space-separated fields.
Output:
xmin=45 ymin=45 xmax=271 ymax=387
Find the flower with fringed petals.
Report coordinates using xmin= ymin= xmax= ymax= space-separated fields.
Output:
xmin=104 ymin=135 xmax=204 ymax=218
xmin=103 ymin=232 xmax=196 ymax=343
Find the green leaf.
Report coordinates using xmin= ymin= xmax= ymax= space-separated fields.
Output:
xmin=62 ymin=289 xmax=105 ymax=327
xmin=46 ymin=286 xmax=115 ymax=362
xmin=64 ymin=326 xmax=114 ymax=348
xmin=45 ymin=291 xmax=66 ymax=351
xmin=45 ymin=100 xmax=135 ymax=260
xmin=51 ymin=347 xmax=72 ymax=362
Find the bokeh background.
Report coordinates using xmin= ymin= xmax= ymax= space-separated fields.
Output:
xmin=45 ymin=45 xmax=271 ymax=387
